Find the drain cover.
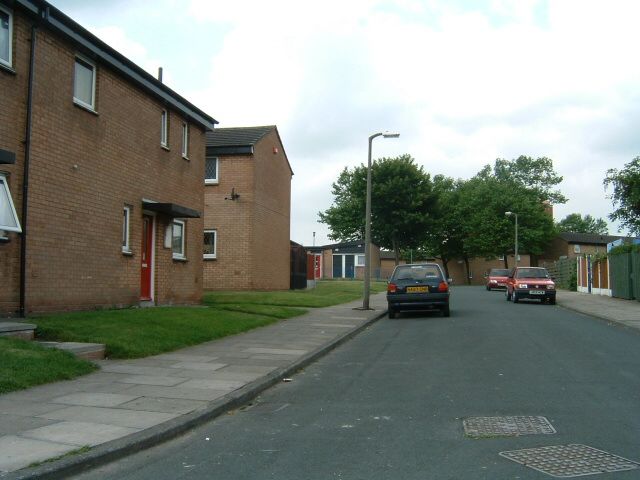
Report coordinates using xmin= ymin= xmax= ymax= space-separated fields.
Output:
xmin=463 ymin=416 xmax=556 ymax=437
xmin=500 ymin=444 xmax=640 ymax=478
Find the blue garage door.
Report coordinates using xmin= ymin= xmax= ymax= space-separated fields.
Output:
xmin=333 ymin=255 xmax=342 ymax=278
xmin=345 ymin=255 xmax=355 ymax=278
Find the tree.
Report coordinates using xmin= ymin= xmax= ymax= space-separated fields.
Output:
xmin=604 ymin=157 xmax=640 ymax=235
xmin=556 ymin=213 xmax=608 ymax=235
xmin=319 ymin=155 xmax=436 ymax=262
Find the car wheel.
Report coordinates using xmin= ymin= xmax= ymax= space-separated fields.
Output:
xmin=512 ymin=292 xmax=519 ymax=303
xmin=548 ymin=297 xmax=556 ymax=305
xmin=506 ymin=289 xmax=512 ymax=301
xmin=486 ymin=285 xmax=490 ymax=291
xmin=388 ymin=308 xmax=396 ymax=319
xmin=442 ymin=305 xmax=451 ymax=317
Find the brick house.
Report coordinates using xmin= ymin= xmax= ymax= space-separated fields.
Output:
xmin=542 ymin=232 xmax=626 ymax=260
xmin=0 ymin=0 xmax=217 ymax=315
xmin=203 ymin=126 xmax=292 ymax=290
xmin=307 ymin=241 xmax=381 ymax=280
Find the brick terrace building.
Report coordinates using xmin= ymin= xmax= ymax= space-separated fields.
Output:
xmin=203 ymin=126 xmax=292 ymax=290
xmin=0 ymin=0 xmax=217 ymax=315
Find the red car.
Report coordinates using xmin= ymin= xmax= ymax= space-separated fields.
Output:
xmin=505 ymin=267 xmax=556 ymax=304
xmin=485 ymin=268 xmax=509 ymax=290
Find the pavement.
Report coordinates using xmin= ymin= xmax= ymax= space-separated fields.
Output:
xmin=0 ymin=288 xmax=638 ymax=479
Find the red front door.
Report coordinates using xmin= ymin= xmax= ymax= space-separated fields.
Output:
xmin=140 ymin=215 xmax=153 ymax=300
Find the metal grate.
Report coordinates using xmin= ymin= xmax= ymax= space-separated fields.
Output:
xmin=500 ymin=444 xmax=640 ymax=478
xmin=463 ymin=416 xmax=556 ymax=438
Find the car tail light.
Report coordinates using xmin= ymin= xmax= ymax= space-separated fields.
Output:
xmin=387 ymin=283 xmax=397 ymax=293
xmin=437 ymin=281 xmax=448 ymax=292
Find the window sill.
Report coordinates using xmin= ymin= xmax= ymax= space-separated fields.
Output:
xmin=161 ymin=144 xmax=170 ymax=152
xmin=122 ymin=249 xmax=134 ymax=257
xmin=173 ymin=256 xmax=188 ymax=262
xmin=0 ymin=63 xmax=16 ymax=75
xmin=0 ymin=236 xmax=9 ymax=244
xmin=203 ymin=256 xmax=217 ymax=261
xmin=73 ymin=100 xmax=99 ymax=116
xmin=204 ymin=180 xmax=219 ymax=185
xmin=182 ymin=155 xmax=190 ymax=161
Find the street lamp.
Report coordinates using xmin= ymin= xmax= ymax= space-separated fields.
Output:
xmin=505 ymin=211 xmax=518 ymax=267
xmin=362 ymin=131 xmax=400 ymax=310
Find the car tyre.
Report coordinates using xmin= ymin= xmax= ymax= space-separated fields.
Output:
xmin=512 ymin=291 xmax=519 ymax=303
xmin=442 ymin=305 xmax=451 ymax=317
xmin=388 ymin=308 xmax=396 ymax=319
xmin=506 ymin=289 xmax=512 ymax=301
xmin=548 ymin=297 xmax=556 ymax=305
xmin=486 ymin=285 xmax=490 ymax=291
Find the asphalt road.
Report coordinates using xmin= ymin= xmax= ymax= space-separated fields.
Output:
xmin=72 ymin=287 xmax=640 ymax=480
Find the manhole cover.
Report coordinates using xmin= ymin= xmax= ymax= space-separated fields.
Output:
xmin=463 ymin=416 xmax=556 ymax=437
xmin=500 ymin=444 xmax=640 ymax=478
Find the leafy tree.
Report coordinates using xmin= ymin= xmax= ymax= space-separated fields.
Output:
xmin=604 ymin=157 xmax=640 ymax=235
xmin=493 ymin=155 xmax=567 ymax=204
xmin=556 ymin=213 xmax=608 ymax=235
xmin=319 ymin=155 xmax=435 ymax=262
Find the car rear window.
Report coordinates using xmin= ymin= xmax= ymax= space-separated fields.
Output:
xmin=489 ymin=269 xmax=509 ymax=276
xmin=392 ymin=265 xmax=442 ymax=281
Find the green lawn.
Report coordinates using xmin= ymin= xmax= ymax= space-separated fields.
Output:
xmin=0 ymin=337 xmax=97 ymax=394
xmin=204 ymin=280 xmax=387 ymax=308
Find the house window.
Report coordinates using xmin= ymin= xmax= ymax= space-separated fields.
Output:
xmin=122 ymin=205 xmax=131 ymax=253
xmin=0 ymin=173 xmax=21 ymax=232
xmin=0 ymin=6 xmax=12 ymax=69
xmin=356 ymin=254 xmax=365 ymax=266
xmin=172 ymin=220 xmax=185 ymax=259
xmin=73 ymin=56 xmax=96 ymax=110
xmin=160 ymin=110 xmax=168 ymax=147
xmin=181 ymin=123 xmax=189 ymax=159
xmin=574 ymin=244 xmax=581 ymax=254
xmin=203 ymin=229 xmax=217 ymax=259
xmin=205 ymin=157 xmax=218 ymax=184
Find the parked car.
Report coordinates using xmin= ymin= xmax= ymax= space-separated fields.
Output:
xmin=386 ymin=263 xmax=451 ymax=318
xmin=505 ymin=267 xmax=556 ymax=304
xmin=485 ymin=268 xmax=510 ymax=290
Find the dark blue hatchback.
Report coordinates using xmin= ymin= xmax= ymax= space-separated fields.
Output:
xmin=386 ymin=263 xmax=451 ymax=318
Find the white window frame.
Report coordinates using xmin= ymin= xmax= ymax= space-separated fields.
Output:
xmin=0 ymin=173 xmax=21 ymax=233
xmin=160 ymin=110 xmax=168 ymax=148
xmin=73 ymin=55 xmax=96 ymax=110
xmin=205 ymin=156 xmax=219 ymax=185
xmin=181 ymin=122 xmax=189 ymax=159
xmin=172 ymin=219 xmax=186 ymax=259
xmin=356 ymin=254 xmax=365 ymax=266
xmin=203 ymin=229 xmax=217 ymax=259
xmin=122 ymin=205 xmax=131 ymax=253
xmin=0 ymin=5 xmax=13 ymax=69
xmin=574 ymin=244 xmax=581 ymax=254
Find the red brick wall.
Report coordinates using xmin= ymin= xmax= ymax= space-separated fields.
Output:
xmin=202 ymin=129 xmax=292 ymax=291
xmin=0 ymin=10 xmax=205 ymax=315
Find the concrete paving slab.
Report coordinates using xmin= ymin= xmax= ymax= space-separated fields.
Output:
xmin=50 ymin=393 xmax=141 ymax=407
xmin=244 ymin=347 xmax=308 ymax=355
xmin=98 ymin=364 xmax=179 ymax=376
xmin=117 ymin=375 xmax=188 ymax=386
xmin=19 ymin=421 xmax=141 ymax=447
xmin=168 ymin=362 xmax=227 ymax=371
xmin=0 ymin=414 xmax=56 ymax=436
xmin=38 ymin=406 xmax=179 ymax=429
xmin=118 ymin=397 xmax=207 ymax=414
xmin=0 ymin=435 xmax=77 ymax=472
xmin=0 ymin=399 xmax=68 ymax=417
xmin=122 ymin=385 xmax=230 ymax=401
xmin=154 ymin=353 xmax=220 ymax=362
xmin=178 ymin=379 xmax=246 ymax=391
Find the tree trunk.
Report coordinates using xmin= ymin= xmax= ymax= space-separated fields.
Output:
xmin=463 ymin=256 xmax=471 ymax=285
xmin=442 ymin=258 xmax=450 ymax=279
xmin=503 ymin=254 xmax=509 ymax=269
xmin=392 ymin=238 xmax=400 ymax=265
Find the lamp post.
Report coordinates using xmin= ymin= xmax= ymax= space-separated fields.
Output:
xmin=362 ymin=131 xmax=400 ymax=310
xmin=505 ymin=211 xmax=518 ymax=267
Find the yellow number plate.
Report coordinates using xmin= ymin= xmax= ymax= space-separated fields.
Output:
xmin=406 ymin=286 xmax=428 ymax=293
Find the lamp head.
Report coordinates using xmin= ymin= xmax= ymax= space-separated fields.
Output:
xmin=505 ymin=211 xmax=513 ymax=216
xmin=383 ymin=132 xmax=400 ymax=138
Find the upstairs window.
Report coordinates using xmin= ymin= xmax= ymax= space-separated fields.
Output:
xmin=160 ymin=110 xmax=168 ymax=147
xmin=73 ymin=56 xmax=96 ymax=110
xmin=0 ymin=174 xmax=21 ymax=233
xmin=0 ymin=6 xmax=12 ymax=68
xmin=172 ymin=220 xmax=185 ymax=259
xmin=205 ymin=157 xmax=218 ymax=184
xmin=203 ymin=229 xmax=217 ymax=259
xmin=181 ymin=123 xmax=189 ymax=159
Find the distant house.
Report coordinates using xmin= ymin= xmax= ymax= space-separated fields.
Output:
xmin=203 ymin=126 xmax=293 ymax=290
xmin=1 ymin=0 xmax=217 ymax=315
xmin=542 ymin=233 xmax=627 ymax=261
xmin=307 ymin=241 xmax=380 ymax=280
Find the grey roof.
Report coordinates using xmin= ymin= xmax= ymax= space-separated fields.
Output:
xmin=10 ymin=0 xmax=217 ymax=130
xmin=558 ymin=232 xmax=625 ymax=245
xmin=206 ymin=126 xmax=275 ymax=148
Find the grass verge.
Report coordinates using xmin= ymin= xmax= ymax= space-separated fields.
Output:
xmin=0 ymin=337 xmax=97 ymax=394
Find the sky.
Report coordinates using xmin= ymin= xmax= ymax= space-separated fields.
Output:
xmin=50 ymin=0 xmax=639 ymax=245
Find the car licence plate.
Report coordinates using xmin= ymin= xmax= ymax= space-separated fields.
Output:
xmin=406 ymin=286 xmax=428 ymax=293
xmin=530 ymin=290 xmax=545 ymax=295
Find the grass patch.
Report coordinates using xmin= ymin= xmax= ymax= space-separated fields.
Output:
xmin=36 ymin=307 xmax=284 ymax=359
xmin=28 ymin=446 xmax=91 ymax=468
xmin=0 ymin=338 xmax=97 ymax=394
xmin=204 ymin=280 xmax=387 ymax=308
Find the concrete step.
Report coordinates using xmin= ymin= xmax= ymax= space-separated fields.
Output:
xmin=0 ymin=321 xmax=37 ymax=340
xmin=36 ymin=341 xmax=106 ymax=360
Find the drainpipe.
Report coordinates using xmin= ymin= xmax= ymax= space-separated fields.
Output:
xmin=19 ymin=24 xmax=38 ymax=318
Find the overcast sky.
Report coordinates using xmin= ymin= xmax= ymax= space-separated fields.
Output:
xmin=51 ymin=0 xmax=639 ymax=245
